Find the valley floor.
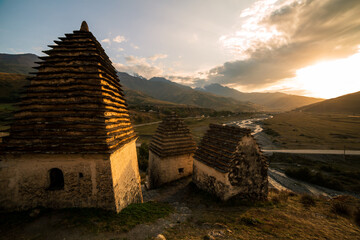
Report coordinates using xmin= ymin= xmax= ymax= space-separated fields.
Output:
xmin=263 ymin=112 xmax=360 ymax=150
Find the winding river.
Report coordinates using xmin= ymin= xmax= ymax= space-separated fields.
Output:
xmin=226 ymin=115 xmax=273 ymax=135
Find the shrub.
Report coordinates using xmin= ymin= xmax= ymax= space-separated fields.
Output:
xmin=331 ymin=201 xmax=351 ymax=217
xmin=320 ymin=165 xmax=339 ymax=173
xmin=240 ymin=217 xmax=261 ymax=226
xmin=285 ymin=167 xmax=344 ymax=191
xmin=275 ymin=191 xmax=289 ymax=203
xmin=355 ymin=208 xmax=360 ymax=226
xmin=285 ymin=167 xmax=311 ymax=181
xmin=300 ymin=194 xmax=316 ymax=207
xmin=137 ymin=143 xmax=149 ymax=171
xmin=263 ymin=127 xmax=280 ymax=137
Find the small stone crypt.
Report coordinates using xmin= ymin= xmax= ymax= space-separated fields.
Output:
xmin=147 ymin=113 xmax=196 ymax=189
xmin=192 ymin=124 xmax=268 ymax=201
xmin=0 ymin=21 xmax=142 ymax=212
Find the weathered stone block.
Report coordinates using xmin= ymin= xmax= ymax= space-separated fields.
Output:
xmin=148 ymin=151 xmax=193 ymax=189
xmin=193 ymin=124 xmax=268 ymax=201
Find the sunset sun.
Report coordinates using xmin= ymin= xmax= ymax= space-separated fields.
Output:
xmin=295 ymin=52 xmax=360 ymax=99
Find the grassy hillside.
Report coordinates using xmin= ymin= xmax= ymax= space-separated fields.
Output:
xmin=163 ymin=189 xmax=360 ymax=239
xmin=0 ymin=72 xmax=29 ymax=103
xmin=118 ymin=72 xmax=259 ymax=112
xmin=0 ymin=72 xmax=222 ymax=129
xmin=297 ymin=91 xmax=360 ymax=114
xmin=201 ymin=83 xmax=323 ymax=111
xmin=263 ymin=112 xmax=360 ymax=150
xmin=0 ymin=53 xmax=39 ymax=74
xmin=124 ymin=88 xmax=181 ymax=107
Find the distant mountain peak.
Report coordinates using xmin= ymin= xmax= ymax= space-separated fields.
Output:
xmin=201 ymin=82 xmax=322 ymax=111
xmin=0 ymin=53 xmax=39 ymax=75
xmin=149 ymin=77 xmax=172 ymax=83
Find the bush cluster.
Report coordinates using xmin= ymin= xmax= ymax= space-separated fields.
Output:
xmin=285 ymin=167 xmax=343 ymax=191
xmin=137 ymin=143 xmax=149 ymax=172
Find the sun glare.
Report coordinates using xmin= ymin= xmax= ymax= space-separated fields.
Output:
xmin=295 ymin=52 xmax=360 ymax=99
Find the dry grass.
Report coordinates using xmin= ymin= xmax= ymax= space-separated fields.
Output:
xmin=134 ymin=114 xmax=256 ymax=144
xmin=300 ymin=194 xmax=316 ymax=207
xmin=163 ymin=190 xmax=360 ymax=240
xmin=264 ymin=111 xmax=360 ymax=150
xmin=0 ymin=202 xmax=173 ymax=239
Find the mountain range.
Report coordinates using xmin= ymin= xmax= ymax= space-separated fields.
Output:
xmin=117 ymin=72 xmax=258 ymax=112
xmin=296 ymin=91 xmax=360 ymax=114
xmin=2 ymin=53 xmax=358 ymax=114
xmin=197 ymin=83 xmax=323 ymax=112
xmin=0 ymin=53 xmax=39 ymax=75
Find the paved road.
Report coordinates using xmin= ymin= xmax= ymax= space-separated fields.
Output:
xmin=263 ymin=149 xmax=360 ymax=155
xmin=133 ymin=121 xmax=161 ymax=127
xmin=133 ymin=116 xmax=202 ymax=127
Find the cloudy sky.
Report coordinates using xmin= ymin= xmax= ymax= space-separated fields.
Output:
xmin=1 ymin=0 xmax=359 ymax=98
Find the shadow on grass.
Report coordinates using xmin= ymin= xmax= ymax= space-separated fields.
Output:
xmin=0 ymin=201 xmax=173 ymax=234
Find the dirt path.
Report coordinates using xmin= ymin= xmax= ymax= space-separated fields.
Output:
xmin=133 ymin=121 xmax=161 ymax=127
xmin=114 ymin=202 xmax=192 ymax=240
xmin=112 ymin=178 xmax=194 ymax=240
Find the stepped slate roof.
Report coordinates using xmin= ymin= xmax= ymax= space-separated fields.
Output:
xmin=2 ymin=21 xmax=136 ymax=154
xmin=193 ymin=124 xmax=252 ymax=173
xmin=149 ymin=114 xmax=196 ymax=158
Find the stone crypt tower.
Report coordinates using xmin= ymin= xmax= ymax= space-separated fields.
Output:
xmin=0 ymin=21 xmax=143 ymax=212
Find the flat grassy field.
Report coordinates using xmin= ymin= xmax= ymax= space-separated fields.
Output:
xmin=134 ymin=113 xmax=255 ymax=144
xmin=263 ymin=112 xmax=360 ymax=150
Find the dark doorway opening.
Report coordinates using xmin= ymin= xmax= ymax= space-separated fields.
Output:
xmin=178 ymin=168 xmax=184 ymax=173
xmin=48 ymin=168 xmax=64 ymax=190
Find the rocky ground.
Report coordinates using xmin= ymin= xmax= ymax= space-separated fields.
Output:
xmin=1 ymin=172 xmax=359 ymax=240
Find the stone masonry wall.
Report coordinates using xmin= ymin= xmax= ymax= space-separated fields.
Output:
xmin=0 ymin=153 xmax=115 ymax=211
xmin=228 ymin=136 xmax=268 ymax=200
xmin=193 ymin=160 xmax=232 ymax=201
xmin=193 ymin=135 xmax=268 ymax=201
xmin=148 ymin=151 xmax=193 ymax=189
xmin=109 ymin=139 xmax=143 ymax=212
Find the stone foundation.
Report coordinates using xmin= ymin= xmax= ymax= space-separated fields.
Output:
xmin=110 ymin=139 xmax=143 ymax=212
xmin=147 ymin=151 xmax=193 ymax=189
xmin=0 ymin=139 xmax=142 ymax=212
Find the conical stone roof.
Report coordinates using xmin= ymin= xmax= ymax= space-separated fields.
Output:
xmin=149 ymin=114 xmax=196 ymax=158
xmin=194 ymin=124 xmax=252 ymax=173
xmin=2 ymin=21 xmax=136 ymax=154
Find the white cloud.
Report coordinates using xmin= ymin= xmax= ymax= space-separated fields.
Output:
xmin=219 ymin=0 xmax=291 ymax=59
xmin=117 ymin=47 xmax=124 ymax=52
xmin=113 ymin=35 xmax=126 ymax=43
xmin=208 ymin=0 xmax=360 ymax=90
xmin=149 ymin=54 xmax=168 ymax=61
xmin=125 ymin=55 xmax=147 ymax=65
xmin=101 ymin=38 xmax=111 ymax=44
xmin=114 ymin=55 xmax=163 ymax=79
xmin=130 ymin=43 xmax=139 ymax=50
